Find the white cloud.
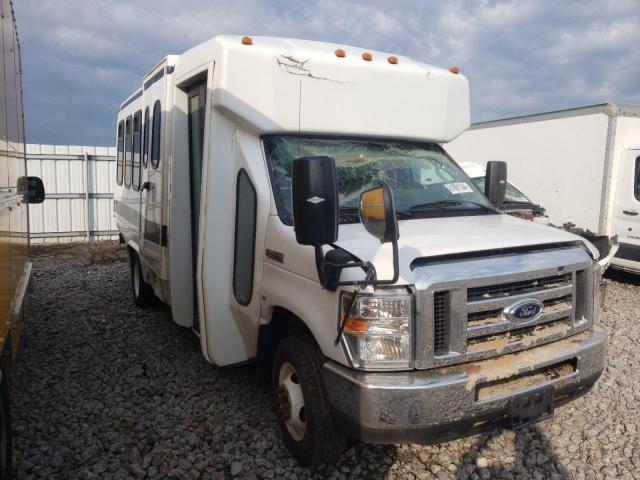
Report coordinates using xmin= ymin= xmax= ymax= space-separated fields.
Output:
xmin=13 ymin=0 xmax=640 ymax=144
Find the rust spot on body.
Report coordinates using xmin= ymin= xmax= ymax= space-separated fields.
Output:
xmin=444 ymin=331 xmax=590 ymax=391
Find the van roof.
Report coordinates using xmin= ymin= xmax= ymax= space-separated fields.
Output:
xmin=469 ymin=102 xmax=640 ymax=130
xmin=120 ymin=35 xmax=471 ymax=143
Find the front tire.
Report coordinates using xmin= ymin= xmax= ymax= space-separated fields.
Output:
xmin=272 ymin=337 xmax=344 ymax=466
xmin=130 ymin=253 xmax=155 ymax=308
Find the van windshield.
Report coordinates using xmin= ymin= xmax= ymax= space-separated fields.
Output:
xmin=263 ymin=136 xmax=495 ymax=225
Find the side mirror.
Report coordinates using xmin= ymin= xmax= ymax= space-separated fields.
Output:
xmin=485 ymin=161 xmax=507 ymax=206
xmin=291 ymin=156 xmax=338 ymax=246
xmin=359 ymin=182 xmax=398 ymax=244
xmin=18 ymin=176 xmax=45 ymax=204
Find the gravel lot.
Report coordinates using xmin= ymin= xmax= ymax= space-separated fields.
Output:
xmin=11 ymin=243 xmax=640 ymax=479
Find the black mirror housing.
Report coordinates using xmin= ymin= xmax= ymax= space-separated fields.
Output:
xmin=18 ymin=176 xmax=45 ymax=204
xmin=291 ymin=156 xmax=339 ymax=246
xmin=485 ymin=161 xmax=507 ymax=206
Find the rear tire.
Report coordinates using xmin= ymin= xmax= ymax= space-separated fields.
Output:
xmin=0 ymin=372 xmax=11 ymax=480
xmin=130 ymin=253 xmax=155 ymax=308
xmin=272 ymin=336 xmax=344 ymax=466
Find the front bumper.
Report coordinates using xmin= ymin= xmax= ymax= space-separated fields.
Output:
xmin=323 ymin=325 xmax=607 ymax=444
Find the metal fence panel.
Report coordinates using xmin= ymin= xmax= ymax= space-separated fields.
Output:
xmin=26 ymin=144 xmax=118 ymax=243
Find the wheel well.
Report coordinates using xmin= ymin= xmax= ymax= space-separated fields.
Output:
xmin=256 ymin=307 xmax=316 ymax=386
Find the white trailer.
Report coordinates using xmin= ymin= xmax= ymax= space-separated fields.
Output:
xmin=446 ymin=103 xmax=640 ymax=273
xmin=114 ymin=35 xmax=607 ymax=465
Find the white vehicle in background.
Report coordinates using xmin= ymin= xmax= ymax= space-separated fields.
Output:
xmin=114 ymin=35 xmax=606 ymax=465
xmin=447 ymin=103 xmax=636 ymax=273
xmin=459 ymin=161 xmax=545 ymax=220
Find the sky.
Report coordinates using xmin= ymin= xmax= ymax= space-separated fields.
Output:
xmin=14 ymin=0 xmax=640 ymax=147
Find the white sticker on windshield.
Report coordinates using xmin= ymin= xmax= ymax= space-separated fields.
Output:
xmin=444 ymin=182 xmax=473 ymax=194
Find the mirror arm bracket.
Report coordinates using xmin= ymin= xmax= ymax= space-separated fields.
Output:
xmin=318 ymin=241 xmax=399 ymax=290
xmin=369 ymin=240 xmax=399 ymax=286
xmin=316 ymin=244 xmax=375 ymax=291
xmin=314 ymin=245 xmax=328 ymax=288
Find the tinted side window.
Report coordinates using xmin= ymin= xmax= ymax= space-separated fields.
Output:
xmin=132 ymin=110 xmax=142 ymax=190
xmin=233 ymin=170 xmax=257 ymax=306
xmin=635 ymin=157 xmax=640 ymax=201
xmin=142 ymin=107 xmax=149 ymax=168
xmin=124 ymin=116 xmax=132 ymax=188
xmin=151 ymin=101 xmax=161 ymax=169
xmin=116 ymin=120 xmax=124 ymax=185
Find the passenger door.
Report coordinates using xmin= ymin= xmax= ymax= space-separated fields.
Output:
xmin=139 ymin=107 xmax=150 ymax=242
xmin=141 ymin=100 xmax=164 ymax=272
xmin=612 ymin=148 xmax=640 ymax=266
xmin=187 ymin=82 xmax=206 ymax=331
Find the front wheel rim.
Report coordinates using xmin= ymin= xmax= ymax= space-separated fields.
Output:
xmin=277 ymin=362 xmax=306 ymax=441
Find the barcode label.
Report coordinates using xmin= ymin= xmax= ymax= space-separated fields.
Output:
xmin=444 ymin=182 xmax=473 ymax=194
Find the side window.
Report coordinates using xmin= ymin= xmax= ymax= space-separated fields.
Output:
xmin=142 ymin=107 xmax=149 ymax=168
xmin=635 ymin=157 xmax=640 ymax=201
xmin=151 ymin=100 xmax=161 ymax=169
xmin=124 ymin=116 xmax=132 ymax=188
xmin=233 ymin=170 xmax=257 ymax=306
xmin=116 ymin=120 xmax=124 ymax=185
xmin=132 ymin=110 xmax=142 ymax=190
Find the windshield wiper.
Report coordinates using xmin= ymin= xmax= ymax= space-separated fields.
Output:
xmin=409 ymin=200 xmax=499 ymax=213
xmin=339 ymin=206 xmax=412 ymax=221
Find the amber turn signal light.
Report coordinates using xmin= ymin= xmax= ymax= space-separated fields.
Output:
xmin=241 ymin=36 xmax=253 ymax=45
xmin=335 ymin=48 xmax=346 ymax=58
xmin=362 ymin=52 xmax=372 ymax=61
xmin=449 ymin=66 xmax=459 ymax=74
xmin=387 ymin=55 xmax=398 ymax=64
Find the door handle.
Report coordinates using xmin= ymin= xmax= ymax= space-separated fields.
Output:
xmin=623 ymin=209 xmax=638 ymax=216
xmin=142 ymin=181 xmax=151 ymax=191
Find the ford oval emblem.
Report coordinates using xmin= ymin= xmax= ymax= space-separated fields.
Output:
xmin=504 ymin=298 xmax=544 ymax=323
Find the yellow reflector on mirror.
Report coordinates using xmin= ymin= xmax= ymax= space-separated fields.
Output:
xmin=360 ymin=186 xmax=385 ymax=220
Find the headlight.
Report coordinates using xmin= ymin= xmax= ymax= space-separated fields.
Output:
xmin=339 ymin=291 xmax=413 ymax=370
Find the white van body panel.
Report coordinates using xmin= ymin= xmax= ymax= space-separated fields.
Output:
xmin=447 ymin=111 xmax=610 ymax=232
xmin=447 ymin=103 xmax=640 ymax=273
xmin=209 ymin=37 xmax=470 ymax=141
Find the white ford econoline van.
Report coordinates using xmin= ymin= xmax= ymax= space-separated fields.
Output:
xmin=114 ymin=35 xmax=607 ymax=466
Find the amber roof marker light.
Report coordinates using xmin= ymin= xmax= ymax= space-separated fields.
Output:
xmin=387 ymin=55 xmax=398 ymax=65
xmin=362 ymin=52 xmax=373 ymax=61
xmin=241 ymin=36 xmax=253 ymax=45
xmin=335 ymin=48 xmax=346 ymax=58
xmin=449 ymin=66 xmax=460 ymax=74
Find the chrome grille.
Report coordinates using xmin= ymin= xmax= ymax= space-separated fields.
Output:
xmin=465 ymin=272 xmax=576 ymax=354
xmin=467 ymin=273 xmax=572 ymax=302
xmin=415 ymin=246 xmax=594 ymax=370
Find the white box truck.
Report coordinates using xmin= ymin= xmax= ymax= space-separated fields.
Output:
xmin=447 ymin=103 xmax=639 ymax=273
xmin=114 ymin=35 xmax=607 ymax=466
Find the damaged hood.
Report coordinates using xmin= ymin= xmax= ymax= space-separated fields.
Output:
xmin=335 ymin=214 xmax=598 ymax=285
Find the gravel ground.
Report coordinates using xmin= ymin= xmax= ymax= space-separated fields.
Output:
xmin=10 ymin=242 xmax=640 ymax=479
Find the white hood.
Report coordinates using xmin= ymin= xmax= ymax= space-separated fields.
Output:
xmin=335 ymin=214 xmax=598 ymax=285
